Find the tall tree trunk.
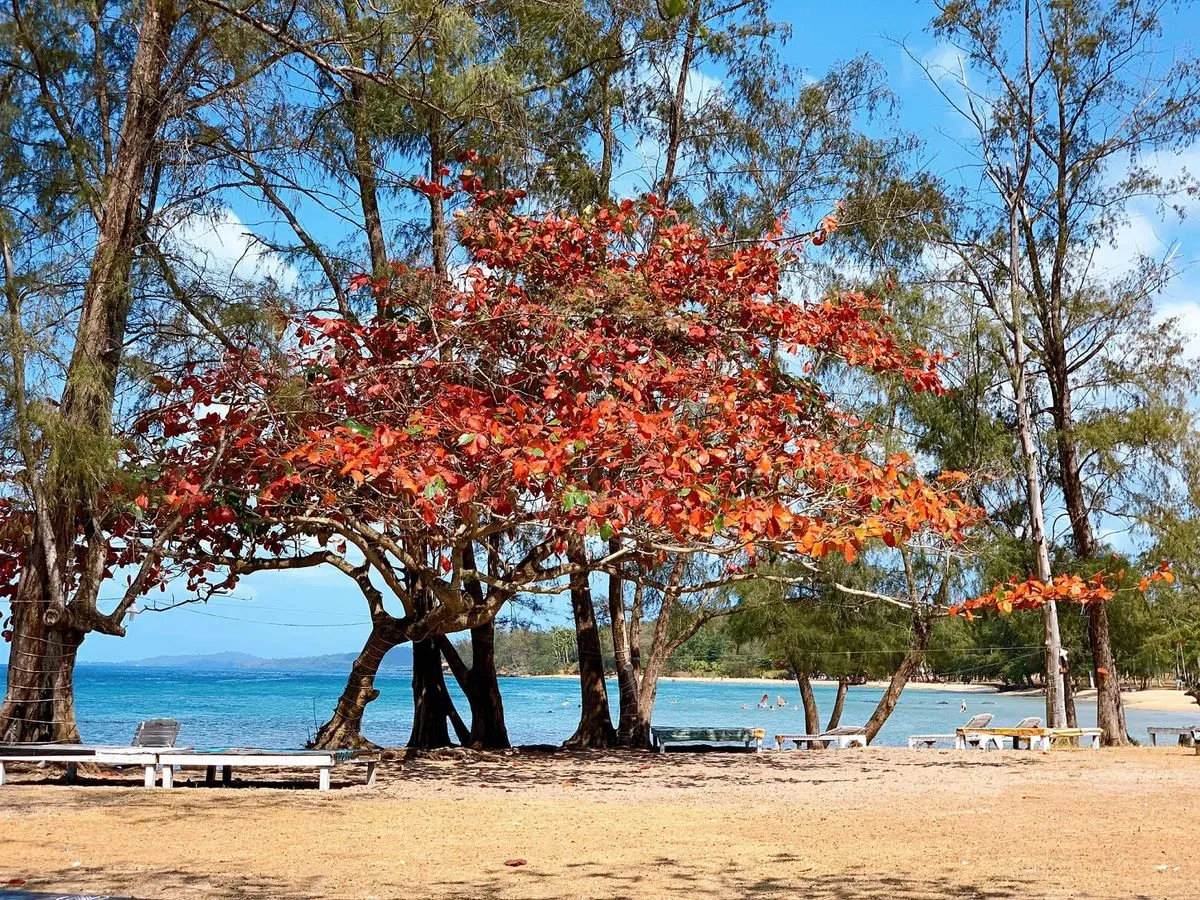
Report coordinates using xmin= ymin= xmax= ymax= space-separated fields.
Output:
xmin=564 ymin=539 xmax=615 ymax=749
xmin=1087 ymin=602 xmax=1127 ymax=744
xmin=626 ymin=574 xmax=687 ymax=749
xmin=1048 ymin=361 xmax=1128 ymax=745
xmin=608 ymin=545 xmax=642 ymax=746
xmin=1062 ymin=654 xmax=1078 ymax=728
xmin=826 ymin=678 xmax=849 ymax=731
xmin=408 ymin=637 xmax=453 ymax=749
xmin=863 ymin=617 xmax=931 ymax=743
xmin=312 ymin=617 xmax=407 ymax=749
xmin=1004 ymin=193 xmax=1067 ymax=728
xmin=341 ymin=0 xmax=388 ymax=317
xmin=789 ymin=658 xmax=821 ymax=736
xmin=0 ymin=0 xmax=178 ymax=743
xmin=657 ymin=0 xmax=702 ymax=205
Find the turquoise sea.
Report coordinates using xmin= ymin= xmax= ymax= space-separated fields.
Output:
xmin=13 ymin=665 xmax=1193 ymax=748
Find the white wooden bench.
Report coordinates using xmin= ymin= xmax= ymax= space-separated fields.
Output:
xmin=1148 ymin=726 xmax=1198 ymax=747
xmin=155 ymin=748 xmax=378 ymax=791
xmin=0 ymin=745 xmax=161 ymax=787
xmin=775 ymin=726 xmax=867 ymax=749
xmin=650 ymin=727 xmax=765 ymax=753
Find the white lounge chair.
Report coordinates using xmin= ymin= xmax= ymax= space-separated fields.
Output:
xmin=908 ymin=713 xmax=993 ymax=748
xmin=0 ymin=718 xmax=182 ymax=787
xmin=775 ymin=726 xmax=868 ymax=750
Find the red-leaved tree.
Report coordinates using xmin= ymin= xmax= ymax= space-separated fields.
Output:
xmin=116 ymin=190 xmax=978 ymax=749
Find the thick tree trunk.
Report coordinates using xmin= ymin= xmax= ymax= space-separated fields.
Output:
xmin=791 ymin=663 xmax=821 ymax=736
xmin=1087 ymin=602 xmax=1128 ymax=744
xmin=408 ymin=637 xmax=454 ymax=749
xmin=0 ymin=0 xmax=178 ymax=743
xmin=826 ymin=678 xmax=849 ymax=731
xmin=0 ymin=562 xmax=84 ymax=743
xmin=464 ymin=622 xmax=510 ymax=749
xmin=1047 ymin=353 xmax=1128 ymax=744
xmin=863 ymin=618 xmax=931 ymax=743
xmin=564 ymin=539 xmax=615 ymax=749
xmin=311 ymin=617 xmax=406 ymax=749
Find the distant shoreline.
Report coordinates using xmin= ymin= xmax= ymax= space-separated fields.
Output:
xmin=58 ymin=662 xmax=1198 ymax=714
xmin=527 ymin=673 xmax=1198 ymax=713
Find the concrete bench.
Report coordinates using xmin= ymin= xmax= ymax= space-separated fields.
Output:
xmin=650 ymin=727 xmax=765 ymax=753
xmin=775 ymin=726 xmax=867 ymax=750
xmin=1147 ymin=726 xmax=1198 ymax=747
xmin=155 ymin=748 xmax=378 ymax=791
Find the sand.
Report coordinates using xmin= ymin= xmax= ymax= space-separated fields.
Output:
xmin=1 ymin=746 xmax=1198 ymax=899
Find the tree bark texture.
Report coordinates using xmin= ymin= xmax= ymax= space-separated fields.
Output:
xmin=564 ymin=539 xmax=615 ymax=749
xmin=0 ymin=0 xmax=179 ymax=743
xmin=311 ymin=616 xmax=407 ymax=749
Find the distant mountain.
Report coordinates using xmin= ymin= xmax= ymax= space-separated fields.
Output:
xmin=94 ymin=645 xmax=414 ymax=672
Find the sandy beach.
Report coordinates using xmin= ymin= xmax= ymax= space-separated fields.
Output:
xmin=2 ymin=746 xmax=1198 ymax=898
xmin=654 ymin=674 xmax=1200 ymax=713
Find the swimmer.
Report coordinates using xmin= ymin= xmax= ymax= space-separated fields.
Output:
xmin=960 ymin=700 xmax=968 ymax=713
xmin=776 ymin=695 xmax=787 ymax=707
xmin=757 ymin=693 xmax=770 ymax=709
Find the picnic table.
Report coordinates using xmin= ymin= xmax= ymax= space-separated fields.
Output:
xmin=650 ymin=727 xmax=765 ymax=753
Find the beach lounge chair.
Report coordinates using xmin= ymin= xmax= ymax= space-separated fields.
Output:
xmin=970 ymin=716 xmax=1043 ymax=750
xmin=650 ymin=727 xmax=765 ymax=753
xmin=774 ymin=726 xmax=868 ymax=750
xmin=0 ymin=718 xmax=182 ymax=787
xmin=132 ymin=718 xmax=181 ymax=747
xmin=908 ymin=713 xmax=993 ymax=749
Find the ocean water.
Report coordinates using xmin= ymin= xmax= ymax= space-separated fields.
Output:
xmin=16 ymin=665 xmax=1192 ymax=749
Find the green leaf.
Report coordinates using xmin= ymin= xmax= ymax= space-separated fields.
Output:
xmin=458 ymin=432 xmax=476 ymax=446
xmin=343 ymin=419 xmax=374 ymax=438
xmin=423 ymin=476 xmax=447 ymax=499
xmin=662 ymin=0 xmax=688 ymax=20
xmin=599 ymin=523 xmax=614 ymax=541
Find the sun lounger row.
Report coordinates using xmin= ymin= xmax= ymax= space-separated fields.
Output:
xmin=909 ymin=714 xmax=1102 ymax=750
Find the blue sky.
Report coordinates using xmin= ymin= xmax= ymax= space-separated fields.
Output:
xmin=6 ymin=0 xmax=1198 ymax=664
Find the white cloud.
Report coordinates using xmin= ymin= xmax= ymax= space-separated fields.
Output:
xmin=161 ymin=207 xmax=301 ymax=292
xmin=923 ymin=43 xmax=965 ymax=84
xmin=1156 ymin=297 xmax=1200 ymax=361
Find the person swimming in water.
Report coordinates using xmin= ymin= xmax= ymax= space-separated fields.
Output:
xmin=757 ymin=693 xmax=770 ymax=709
xmin=776 ymin=695 xmax=787 ymax=707
xmin=960 ymin=700 xmax=968 ymax=713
